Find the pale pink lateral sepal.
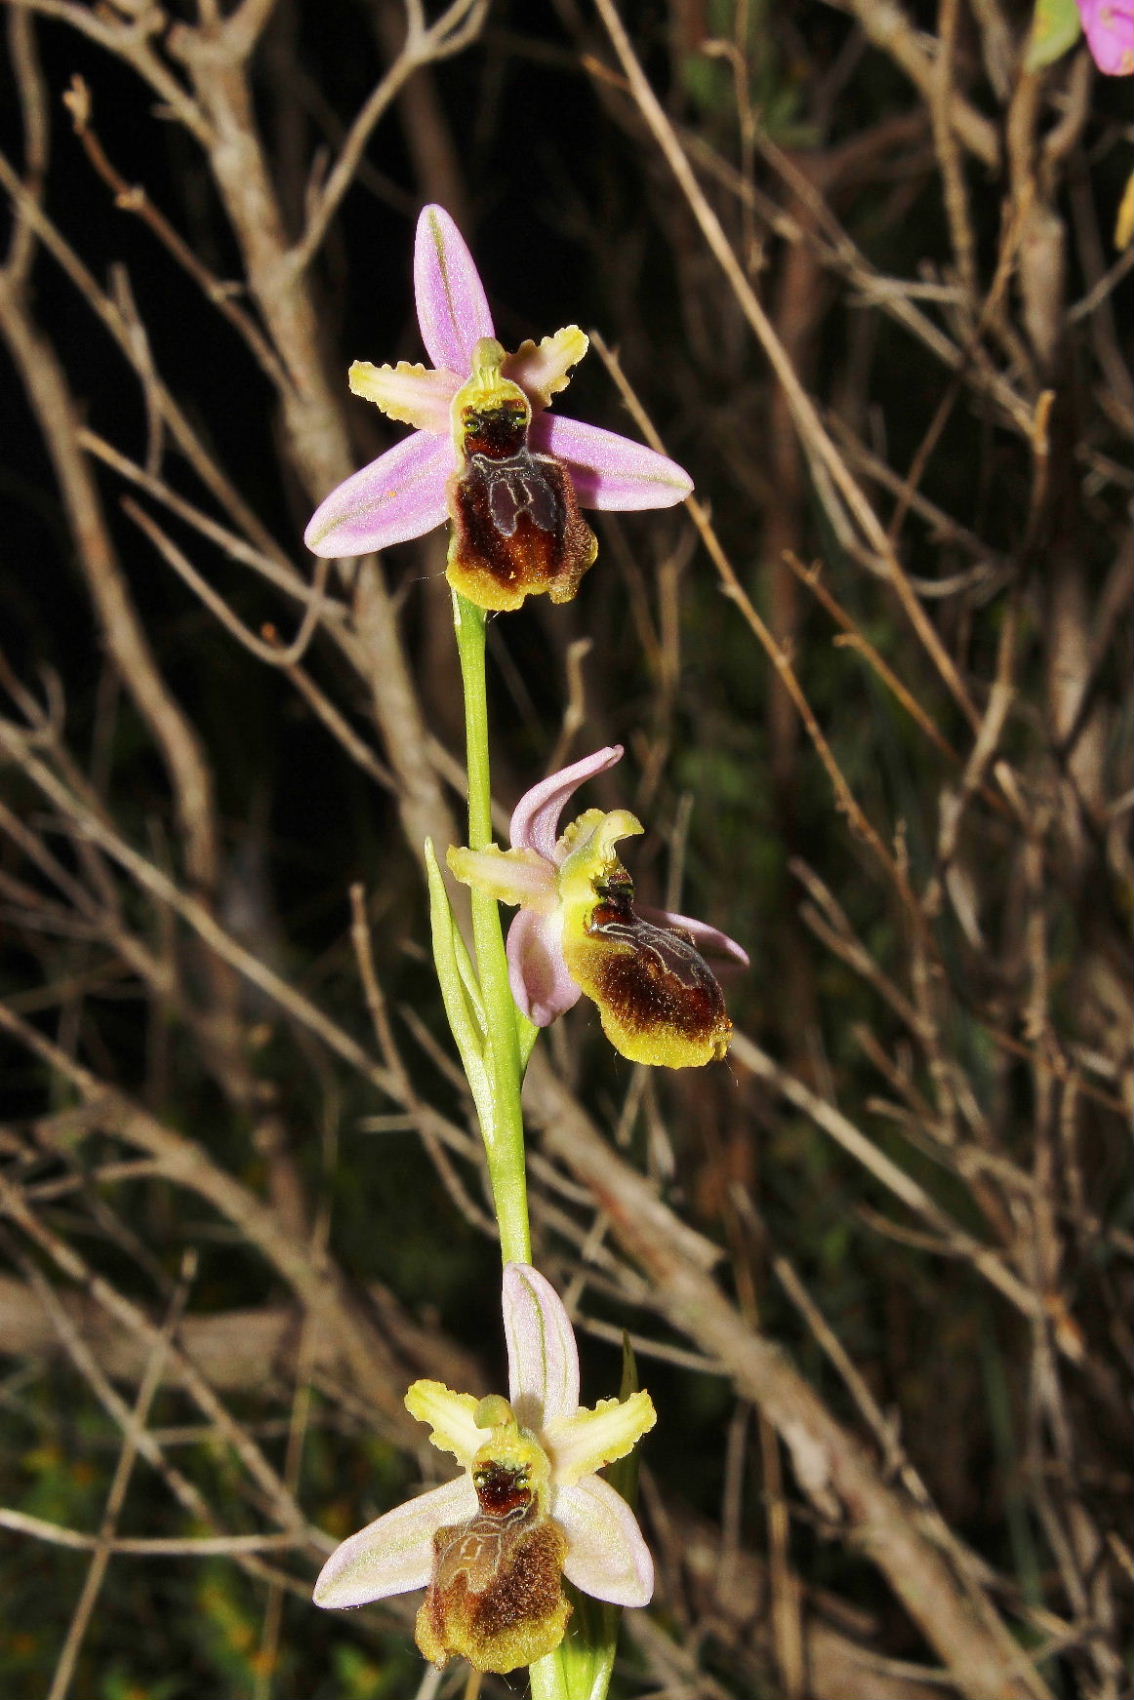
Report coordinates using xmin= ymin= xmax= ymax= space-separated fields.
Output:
xmin=503 ymin=1262 xmax=580 ymax=1429
xmin=533 ymin=414 xmax=693 ymax=511
xmin=510 ymin=745 xmax=624 ymax=862
xmin=556 ymin=1475 xmax=655 ymax=1607
xmin=414 ymin=204 xmax=495 ymax=375
xmin=312 ymin=1474 xmax=476 ymax=1608
xmin=304 ymin=430 xmax=452 ymax=557
xmin=445 ymin=843 xmax=571 ymax=1023
xmin=507 ymin=907 xmax=581 ymax=1026
xmin=643 ymin=906 xmax=751 ymax=970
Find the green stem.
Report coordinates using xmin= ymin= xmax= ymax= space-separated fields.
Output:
xmin=453 ymin=591 xmax=532 ymax=1266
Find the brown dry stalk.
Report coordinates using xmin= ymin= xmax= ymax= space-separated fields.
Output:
xmin=525 ymin=1053 xmax=1052 ymax=1700
xmin=0 ymin=281 xmax=221 ymax=899
xmin=593 ymin=0 xmax=983 ymax=735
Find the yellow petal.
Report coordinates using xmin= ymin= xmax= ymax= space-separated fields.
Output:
xmin=447 ymin=844 xmax=559 ymax=912
xmin=503 ymin=326 xmax=589 ymax=409
xmin=544 ymin=1390 xmax=657 ymax=1487
xmin=405 ymin=1380 xmax=486 ymax=1465
xmin=349 ymin=360 xmax=454 ymax=431
xmin=557 ymin=807 xmax=641 ymax=868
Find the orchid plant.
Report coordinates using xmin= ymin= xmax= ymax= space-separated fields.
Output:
xmin=308 ymin=206 xmax=746 ymax=1693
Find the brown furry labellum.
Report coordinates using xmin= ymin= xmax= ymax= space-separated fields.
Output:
xmin=581 ymin=900 xmax=732 ymax=1059
xmin=561 ymin=847 xmax=733 ymax=1068
xmin=414 ymin=1460 xmax=572 ymax=1673
xmin=445 ymin=343 xmax=597 ymax=612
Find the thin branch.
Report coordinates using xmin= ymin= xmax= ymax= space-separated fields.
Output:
xmin=47 ymin=1256 xmax=197 ymax=1700
xmin=0 ymin=150 xmax=281 ymax=551
xmin=590 ymin=4 xmax=982 ymax=731
xmin=64 ymin=74 xmax=292 ymax=393
xmin=817 ymin=0 xmax=999 ymax=166
xmin=0 ymin=719 xmax=396 ymax=1097
xmin=0 ymin=1509 xmax=312 ymax=1557
xmin=0 ymin=269 xmax=223 ymax=899
xmin=2 ymin=0 xmax=211 ymax=142
xmin=591 ymin=333 xmax=901 ymax=880
xmin=123 ymin=497 xmax=334 ymax=668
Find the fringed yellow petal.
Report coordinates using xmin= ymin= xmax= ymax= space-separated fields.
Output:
xmin=405 ymin=1380 xmax=486 ymax=1465
xmin=557 ymin=810 xmax=643 ymax=904
xmin=447 ymin=844 xmax=558 ymax=912
xmin=544 ymin=1390 xmax=657 ymax=1486
xmin=504 ymin=326 xmax=589 ymax=409
xmin=348 ymin=360 xmax=454 ymax=431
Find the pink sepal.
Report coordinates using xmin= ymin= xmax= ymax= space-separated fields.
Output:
xmin=502 ymin=1263 xmax=581 ymax=1430
xmin=414 ymin=204 xmax=495 ymax=375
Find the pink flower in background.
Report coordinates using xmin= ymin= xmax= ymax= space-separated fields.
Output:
xmin=1078 ymin=0 xmax=1134 ymax=71
xmin=305 ymin=205 xmax=693 ymax=609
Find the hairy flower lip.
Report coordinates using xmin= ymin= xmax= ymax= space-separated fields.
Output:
xmin=448 ymin=746 xmax=749 ymax=1064
xmin=304 ymin=206 xmax=693 ymax=573
xmin=312 ymin=1263 xmax=656 ymax=1637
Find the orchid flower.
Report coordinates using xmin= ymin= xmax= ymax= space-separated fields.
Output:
xmin=304 ymin=205 xmax=693 ymax=610
xmin=447 ymin=746 xmax=749 ymax=1068
xmin=314 ymin=1264 xmax=656 ymax=1675
xmin=1078 ymin=0 xmax=1134 ymax=71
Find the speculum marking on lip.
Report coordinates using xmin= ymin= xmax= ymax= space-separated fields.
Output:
xmin=416 ymin=1456 xmax=571 ymax=1674
xmin=447 ymin=394 xmax=597 ymax=611
xmin=590 ymin=903 xmax=730 ymax=1033
xmin=563 ymin=863 xmax=734 ymax=1066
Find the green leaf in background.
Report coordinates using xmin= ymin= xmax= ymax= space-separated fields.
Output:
xmin=1025 ymin=0 xmax=1083 ymax=69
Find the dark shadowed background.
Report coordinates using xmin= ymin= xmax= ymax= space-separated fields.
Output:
xmin=1 ymin=1 xmax=1131 ymax=1696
